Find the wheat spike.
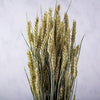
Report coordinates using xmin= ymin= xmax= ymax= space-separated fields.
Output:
xmin=27 ymin=50 xmax=35 ymax=94
xmin=34 ymin=17 xmax=39 ymax=49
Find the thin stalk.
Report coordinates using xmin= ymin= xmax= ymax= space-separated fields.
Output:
xmin=67 ymin=0 xmax=72 ymax=13
xmin=77 ymin=35 xmax=84 ymax=63
xmin=50 ymin=55 xmax=54 ymax=100
xmin=57 ymin=56 xmax=69 ymax=100
xmin=24 ymin=67 xmax=36 ymax=100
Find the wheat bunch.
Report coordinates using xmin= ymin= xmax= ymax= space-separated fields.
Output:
xmin=24 ymin=4 xmax=84 ymax=100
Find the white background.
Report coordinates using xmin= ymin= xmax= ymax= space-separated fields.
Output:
xmin=0 ymin=0 xmax=100 ymax=100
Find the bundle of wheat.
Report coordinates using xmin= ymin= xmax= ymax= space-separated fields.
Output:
xmin=24 ymin=4 xmax=83 ymax=100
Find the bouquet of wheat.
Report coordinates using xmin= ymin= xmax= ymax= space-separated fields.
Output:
xmin=24 ymin=4 xmax=83 ymax=100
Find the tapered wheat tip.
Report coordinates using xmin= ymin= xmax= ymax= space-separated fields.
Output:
xmin=56 ymin=4 xmax=60 ymax=13
xmin=34 ymin=17 xmax=39 ymax=48
xmin=43 ymin=12 xmax=47 ymax=36
xmin=64 ymin=13 xmax=69 ymax=32
xmin=27 ymin=21 xmax=31 ymax=45
xmin=48 ymin=8 xmax=53 ymax=32
xmin=70 ymin=21 xmax=76 ymax=62
xmin=72 ymin=21 xmax=76 ymax=45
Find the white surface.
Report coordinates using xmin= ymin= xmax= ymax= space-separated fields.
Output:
xmin=0 ymin=0 xmax=100 ymax=100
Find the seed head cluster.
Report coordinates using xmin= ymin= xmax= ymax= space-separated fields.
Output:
xmin=26 ymin=4 xmax=82 ymax=100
